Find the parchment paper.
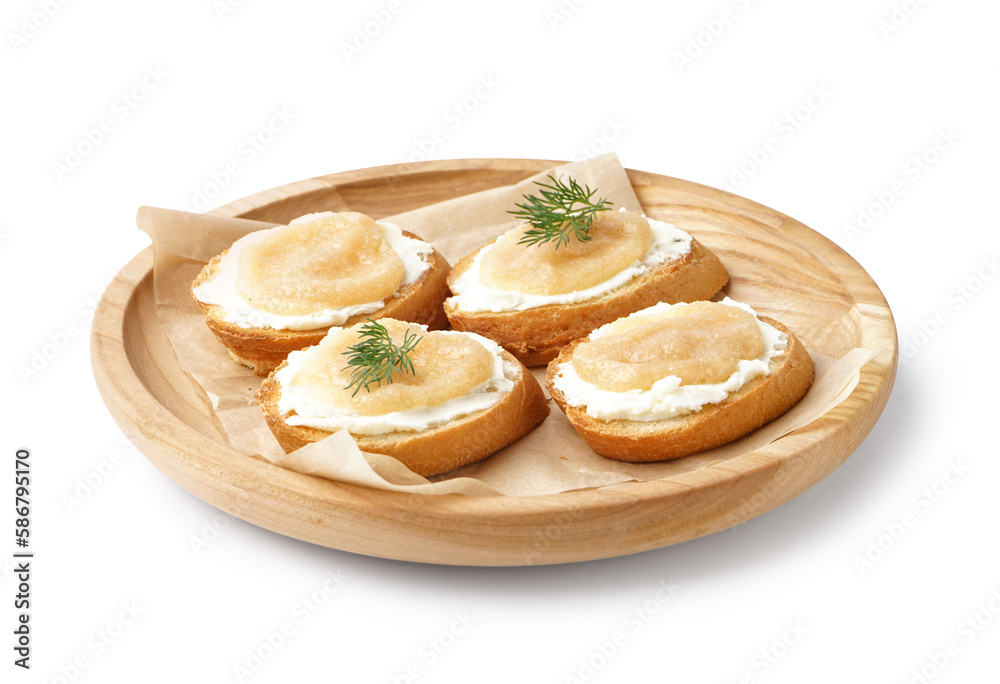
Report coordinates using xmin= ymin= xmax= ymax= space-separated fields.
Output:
xmin=137 ymin=152 xmax=876 ymax=497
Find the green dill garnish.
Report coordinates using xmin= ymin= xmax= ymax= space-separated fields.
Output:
xmin=342 ymin=319 xmax=422 ymax=397
xmin=509 ymin=175 xmax=612 ymax=249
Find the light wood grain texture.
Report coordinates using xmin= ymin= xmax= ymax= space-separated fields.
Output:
xmin=91 ymin=159 xmax=897 ymax=566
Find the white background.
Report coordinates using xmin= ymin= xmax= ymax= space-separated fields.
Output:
xmin=3 ymin=0 xmax=999 ymax=682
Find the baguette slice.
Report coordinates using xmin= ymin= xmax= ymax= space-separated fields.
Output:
xmin=445 ymin=238 xmax=728 ymax=367
xmin=192 ymin=234 xmax=451 ymax=376
xmin=257 ymin=349 xmax=550 ymax=477
xmin=546 ymin=316 xmax=814 ymax=462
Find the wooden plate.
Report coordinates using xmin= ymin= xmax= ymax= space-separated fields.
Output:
xmin=91 ymin=159 xmax=897 ymax=566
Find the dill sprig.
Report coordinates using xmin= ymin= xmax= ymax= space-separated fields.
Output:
xmin=342 ymin=319 xmax=422 ymax=397
xmin=509 ymin=175 xmax=612 ymax=249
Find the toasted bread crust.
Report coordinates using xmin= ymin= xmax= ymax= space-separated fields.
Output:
xmin=257 ymin=350 xmax=550 ymax=477
xmin=192 ymin=232 xmax=451 ymax=376
xmin=444 ymin=238 xmax=728 ymax=367
xmin=545 ymin=317 xmax=814 ymax=462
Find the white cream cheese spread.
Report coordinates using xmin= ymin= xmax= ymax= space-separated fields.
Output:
xmin=551 ymin=299 xmax=788 ymax=421
xmin=191 ymin=212 xmax=433 ymax=331
xmin=275 ymin=328 xmax=516 ymax=435
xmin=446 ymin=214 xmax=692 ymax=313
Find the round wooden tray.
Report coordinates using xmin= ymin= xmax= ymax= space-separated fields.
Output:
xmin=91 ymin=159 xmax=897 ymax=566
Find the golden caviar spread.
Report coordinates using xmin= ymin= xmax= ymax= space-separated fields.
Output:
xmin=551 ymin=299 xmax=788 ymax=422
xmin=447 ymin=212 xmax=692 ymax=313
xmin=192 ymin=212 xmax=433 ymax=331
xmin=291 ymin=320 xmax=494 ymax=416
xmin=275 ymin=320 xmax=515 ymax=435
xmin=572 ymin=301 xmax=765 ymax=392
xmin=478 ymin=211 xmax=653 ymax=295
xmin=236 ymin=212 xmax=405 ymax=315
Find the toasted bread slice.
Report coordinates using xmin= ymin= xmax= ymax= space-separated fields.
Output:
xmin=445 ymin=238 xmax=728 ymax=367
xmin=257 ymin=349 xmax=550 ymax=477
xmin=192 ymin=234 xmax=451 ymax=376
xmin=546 ymin=316 xmax=814 ymax=462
